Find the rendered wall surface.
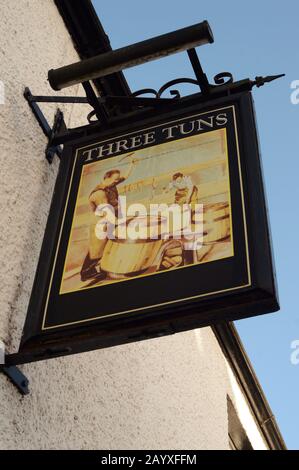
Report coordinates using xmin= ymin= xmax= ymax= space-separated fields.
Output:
xmin=0 ymin=0 xmax=267 ymax=450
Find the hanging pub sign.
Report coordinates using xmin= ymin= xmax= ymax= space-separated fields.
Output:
xmin=19 ymin=91 xmax=279 ymax=362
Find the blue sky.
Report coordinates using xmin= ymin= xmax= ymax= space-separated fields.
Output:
xmin=93 ymin=0 xmax=299 ymax=449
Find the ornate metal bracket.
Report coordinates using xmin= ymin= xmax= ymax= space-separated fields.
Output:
xmin=24 ymin=45 xmax=285 ymax=161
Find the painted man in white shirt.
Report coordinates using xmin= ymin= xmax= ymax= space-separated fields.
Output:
xmin=166 ymin=172 xmax=197 ymax=206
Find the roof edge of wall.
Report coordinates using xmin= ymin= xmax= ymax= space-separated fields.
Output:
xmin=213 ymin=322 xmax=286 ymax=450
xmin=54 ymin=0 xmax=131 ymax=97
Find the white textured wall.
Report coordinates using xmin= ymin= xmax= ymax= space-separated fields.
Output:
xmin=0 ymin=0 xmax=266 ymax=450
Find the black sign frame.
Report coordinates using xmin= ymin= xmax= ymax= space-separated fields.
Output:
xmin=19 ymin=91 xmax=279 ymax=363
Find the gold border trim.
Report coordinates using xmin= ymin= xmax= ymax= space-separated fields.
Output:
xmin=42 ymin=104 xmax=251 ymax=330
xmin=59 ymin=127 xmax=233 ymax=294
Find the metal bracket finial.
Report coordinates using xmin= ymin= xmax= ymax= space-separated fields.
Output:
xmin=254 ymin=74 xmax=286 ymax=88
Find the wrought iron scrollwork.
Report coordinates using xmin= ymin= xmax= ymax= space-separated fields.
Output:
xmin=132 ymin=88 xmax=158 ymax=98
xmin=133 ymin=73 xmax=235 ymax=100
xmin=133 ymin=78 xmax=200 ymax=100
xmin=157 ymin=78 xmax=199 ymax=98
xmin=90 ymin=71 xmax=235 ymax=123
xmin=213 ymin=72 xmax=234 ymax=86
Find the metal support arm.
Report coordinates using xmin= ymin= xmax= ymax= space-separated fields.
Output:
xmin=24 ymin=88 xmax=65 ymax=163
xmin=0 ymin=365 xmax=29 ymax=395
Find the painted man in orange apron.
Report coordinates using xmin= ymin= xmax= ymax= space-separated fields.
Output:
xmin=80 ymin=156 xmax=137 ymax=282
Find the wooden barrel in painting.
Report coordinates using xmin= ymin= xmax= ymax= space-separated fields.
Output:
xmin=100 ymin=216 xmax=166 ymax=278
xmin=202 ymin=202 xmax=230 ymax=245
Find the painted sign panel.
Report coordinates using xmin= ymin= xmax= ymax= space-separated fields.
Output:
xmin=19 ymin=92 xmax=278 ymax=362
